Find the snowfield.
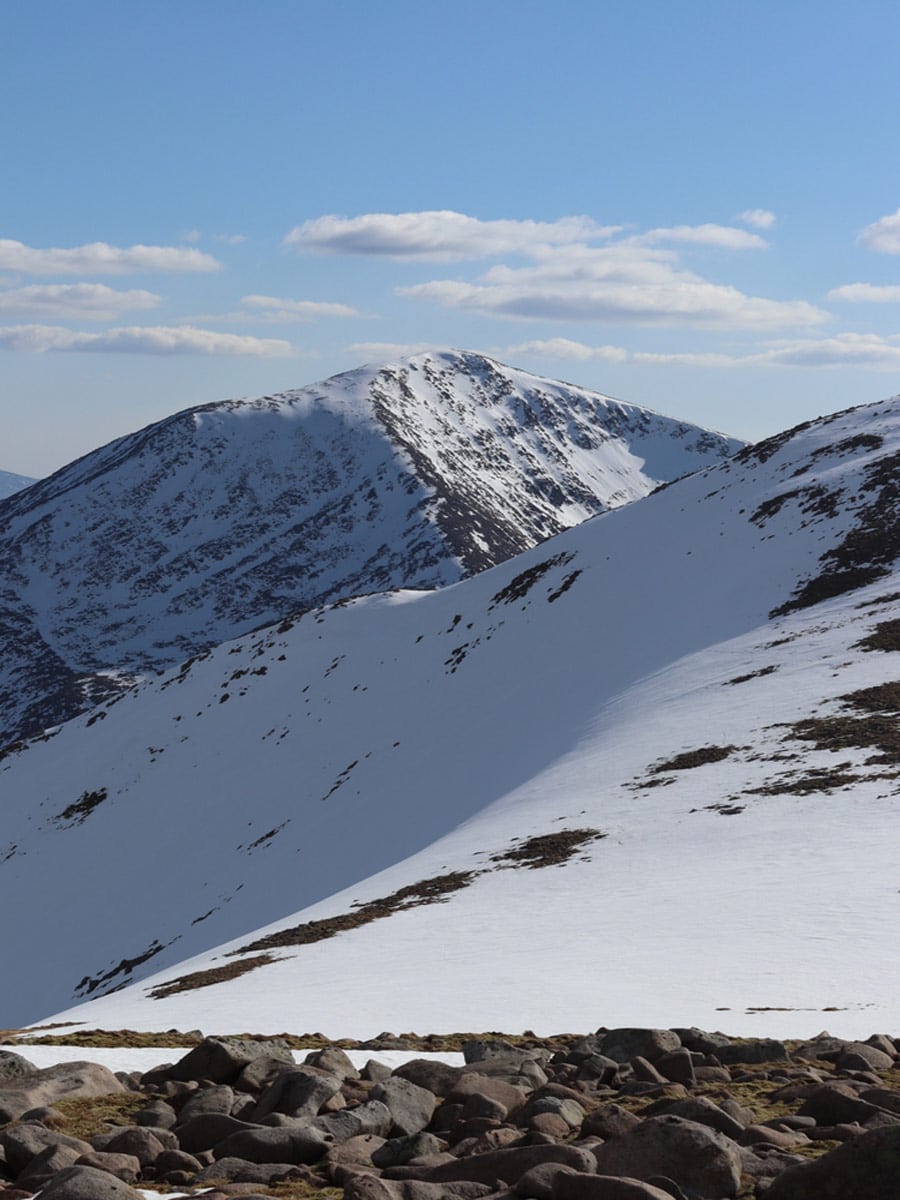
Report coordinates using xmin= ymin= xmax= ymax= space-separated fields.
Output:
xmin=2 ymin=389 xmax=900 ymax=1042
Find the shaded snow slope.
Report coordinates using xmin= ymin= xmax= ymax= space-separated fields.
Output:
xmin=3 ymin=397 xmax=899 ymax=1036
xmin=0 ymin=470 xmax=36 ymax=500
xmin=0 ymin=350 xmax=739 ymax=747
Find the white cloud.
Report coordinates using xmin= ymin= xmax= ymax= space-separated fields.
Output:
xmin=0 ymin=283 xmax=160 ymax=320
xmin=756 ymin=332 xmax=900 ymax=368
xmin=737 ymin=209 xmax=776 ymax=230
xmin=0 ymin=324 xmax=290 ymax=355
xmin=826 ymin=282 xmax=900 ymax=302
xmin=0 ymin=239 xmax=221 ymax=275
xmin=859 ymin=209 xmax=900 ymax=254
xmin=401 ymin=243 xmax=826 ymax=331
xmin=634 ymin=224 xmax=768 ymax=249
xmin=506 ymin=332 xmax=900 ymax=371
xmin=182 ymin=229 xmax=203 ymax=244
xmin=215 ymin=233 xmax=247 ymax=245
xmin=241 ymin=294 xmax=360 ymax=321
xmin=504 ymin=338 xmax=628 ymax=363
xmin=285 ymin=211 xmax=621 ymax=260
xmin=346 ymin=341 xmax=443 ymax=360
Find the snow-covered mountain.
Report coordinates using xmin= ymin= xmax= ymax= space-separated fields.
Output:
xmin=3 ymin=395 xmax=899 ymax=1037
xmin=0 ymin=350 xmax=740 ymax=747
xmin=0 ymin=470 xmax=36 ymax=500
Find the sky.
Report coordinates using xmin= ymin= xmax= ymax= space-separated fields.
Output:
xmin=4 ymin=0 xmax=900 ymax=476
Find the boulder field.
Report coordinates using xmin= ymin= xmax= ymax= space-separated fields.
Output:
xmin=2 ymin=1027 xmax=900 ymax=1199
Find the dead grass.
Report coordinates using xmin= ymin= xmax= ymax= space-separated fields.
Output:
xmin=148 ymin=953 xmax=283 ymax=999
xmin=856 ymin=619 xmax=900 ymax=652
xmin=490 ymin=828 xmax=606 ymax=869
xmin=724 ymin=665 xmax=779 ymax=686
xmin=50 ymin=1092 xmax=149 ymax=1140
xmin=231 ymin=871 xmax=478 ymax=956
xmin=782 ymin=681 xmax=900 ymax=764
xmin=16 ymin=1029 xmax=203 ymax=1048
xmin=651 ymin=745 xmax=737 ymax=773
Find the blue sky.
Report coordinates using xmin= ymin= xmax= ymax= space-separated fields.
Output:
xmin=5 ymin=0 xmax=900 ymax=475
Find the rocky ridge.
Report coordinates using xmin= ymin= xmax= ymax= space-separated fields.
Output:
xmin=3 ymin=1028 xmax=900 ymax=1199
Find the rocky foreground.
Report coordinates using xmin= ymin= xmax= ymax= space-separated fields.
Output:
xmin=2 ymin=1028 xmax=900 ymax=1200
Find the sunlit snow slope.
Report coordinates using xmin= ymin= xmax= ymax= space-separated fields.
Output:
xmin=3 ymin=398 xmax=900 ymax=1037
xmin=0 ymin=351 xmax=739 ymax=747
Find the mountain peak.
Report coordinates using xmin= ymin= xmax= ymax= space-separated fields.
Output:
xmin=0 ymin=355 xmax=740 ymax=747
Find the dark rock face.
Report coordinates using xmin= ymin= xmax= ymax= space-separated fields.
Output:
xmin=8 ymin=1025 xmax=900 ymax=1200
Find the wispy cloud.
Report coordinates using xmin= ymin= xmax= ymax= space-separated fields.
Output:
xmin=507 ymin=332 xmax=900 ymax=370
xmin=241 ymin=294 xmax=360 ymax=321
xmin=285 ymin=211 xmax=621 ymax=260
xmin=826 ymin=282 xmax=900 ymax=302
xmin=0 ymin=239 xmax=221 ymax=276
xmin=632 ymin=224 xmax=768 ymax=249
xmin=737 ymin=209 xmax=776 ymax=230
xmin=859 ymin=208 xmax=900 ymax=254
xmin=347 ymin=341 xmax=443 ymax=360
xmin=402 ymin=242 xmax=826 ymax=331
xmin=0 ymin=324 xmax=290 ymax=355
xmin=0 ymin=283 xmax=160 ymax=320
xmin=504 ymin=338 xmax=628 ymax=363
xmin=215 ymin=233 xmax=247 ymax=245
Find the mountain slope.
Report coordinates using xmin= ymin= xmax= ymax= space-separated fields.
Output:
xmin=0 ymin=350 xmax=740 ymax=747
xmin=2 ymin=395 xmax=899 ymax=1035
xmin=0 ymin=470 xmax=36 ymax=499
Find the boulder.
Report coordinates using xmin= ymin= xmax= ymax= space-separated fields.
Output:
xmin=212 ymin=1123 xmax=330 ymax=1165
xmin=29 ymin=1164 xmax=145 ymax=1200
xmin=193 ymin=1155 xmax=305 ymax=1184
xmin=176 ymin=1083 xmax=236 ymax=1122
xmin=581 ymin=1105 xmax=641 ymax=1141
xmin=101 ymin=1127 xmax=167 ymax=1166
xmin=553 ymin=1176 xmax=678 ymax=1200
xmin=591 ymin=1115 xmax=742 ymax=1198
xmin=304 ymin=1047 xmax=361 ymax=1079
xmin=645 ymin=1096 xmax=745 ymax=1139
xmin=74 ymin=1150 xmax=142 ymax=1182
xmin=0 ymin=1052 xmax=35 ymax=1082
xmin=318 ymin=1099 xmax=393 ymax=1141
xmin=372 ymin=1132 xmax=447 ymax=1168
xmin=372 ymin=1077 xmax=437 ymax=1137
xmin=392 ymin=1060 xmax=463 ymax=1097
xmin=450 ymin=1073 xmax=528 ymax=1112
xmin=158 ymin=1037 xmax=293 ymax=1085
xmin=175 ymin=1113 xmax=261 ymax=1154
xmin=713 ymin=1039 xmax=788 ymax=1065
xmin=765 ymin=1123 xmax=900 ymax=1198
xmin=389 ymin=1142 xmax=596 ymax=1186
xmin=251 ymin=1066 xmax=342 ymax=1120
xmin=835 ymin=1042 xmax=895 ymax=1072
xmin=0 ymin=1123 xmax=92 ymax=1176
xmin=599 ymin=1031 xmax=682 ymax=1065
xmin=0 ymin=1061 xmax=124 ymax=1122
xmin=514 ymin=1161 xmax=581 ymax=1199
xmin=15 ymin=1143 xmax=84 ymax=1190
